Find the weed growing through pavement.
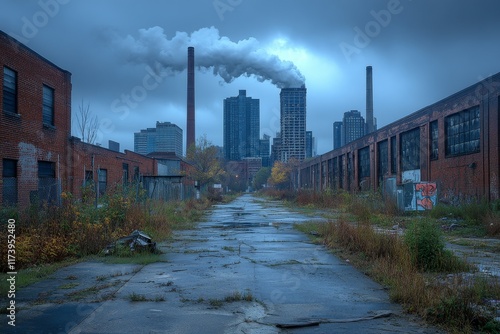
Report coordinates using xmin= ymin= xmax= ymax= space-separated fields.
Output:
xmin=206 ymin=290 xmax=254 ymax=308
xmin=58 ymin=282 xmax=79 ymax=289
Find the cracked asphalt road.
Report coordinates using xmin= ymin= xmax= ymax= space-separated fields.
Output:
xmin=3 ymin=194 xmax=443 ymax=333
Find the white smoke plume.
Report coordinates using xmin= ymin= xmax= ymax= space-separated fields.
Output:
xmin=113 ymin=26 xmax=305 ymax=89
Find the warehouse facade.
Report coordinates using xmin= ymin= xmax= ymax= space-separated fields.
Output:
xmin=0 ymin=31 xmax=162 ymax=208
xmin=299 ymin=73 xmax=500 ymax=205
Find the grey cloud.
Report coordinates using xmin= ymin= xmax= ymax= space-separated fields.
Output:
xmin=113 ymin=26 xmax=305 ymax=89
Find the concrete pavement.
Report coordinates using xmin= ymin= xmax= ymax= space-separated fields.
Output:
xmin=2 ymin=194 xmax=443 ymax=333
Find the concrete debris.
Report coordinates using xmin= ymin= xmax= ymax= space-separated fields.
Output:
xmin=104 ymin=230 xmax=156 ymax=255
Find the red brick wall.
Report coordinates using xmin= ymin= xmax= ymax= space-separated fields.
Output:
xmin=0 ymin=31 xmax=72 ymax=207
xmin=69 ymin=138 xmax=158 ymax=198
xmin=300 ymin=73 xmax=500 ymax=202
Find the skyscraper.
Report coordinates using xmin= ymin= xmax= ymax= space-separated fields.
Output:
xmin=134 ymin=121 xmax=183 ymax=157
xmin=223 ymin=90 xmax=260 ymax=161
xmin=306 ymin=131 xmax=315 ymax=158
xmin=279 ymin=86 xmax=307 ymax=162
xmin=333 ymin=121 xmax=343 ymax=149
xmin=259 ymin=134 xmax=271 ymax=167
xmin=365 ymin=65 xmax=375 ymax=134
xmin=343 ymin=110 xmax=365 ymax=144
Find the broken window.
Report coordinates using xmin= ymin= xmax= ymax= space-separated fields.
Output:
xmin=358 ymin=146 xmax=370 ymax=179
xmin=400 ymin=128 xmax=420 ymax=172
xmin=390 ymin=136 xmax=397 ymax=174
xmin=377 ymin=140 xmax=388 ymax=186
xmin=430 ymin=120 xmax=439 ymax=160
xmin=445 ymin=106 xmax=480 ymax=157
xmin=84 ymin=170 xmax=93 ymax=186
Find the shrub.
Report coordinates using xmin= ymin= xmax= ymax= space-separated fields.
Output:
xmin=404 ymin=219 xmax=445 ymax=271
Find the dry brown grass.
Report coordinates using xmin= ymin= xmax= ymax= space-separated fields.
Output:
xmin=0 ymin=190 xmax=213 ymax=271
xmin=320 ymin=217 xmax=500 ymax=333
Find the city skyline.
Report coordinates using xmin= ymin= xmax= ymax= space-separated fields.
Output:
xmin=134 ymin=121 xmax=183 ymax=157
xmin=1 ymin=1 xmax=500 ymax=155
xmin=279 ymin=86 xmax=307 ymax=162
xmin=223 ymin=90 xmax=260 ymax=161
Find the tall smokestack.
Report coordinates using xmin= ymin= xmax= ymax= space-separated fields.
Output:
xmin=366 ymin=65 xmax=374 ymax=134
xmin=187 ymin=46 xmax=195 ymax=152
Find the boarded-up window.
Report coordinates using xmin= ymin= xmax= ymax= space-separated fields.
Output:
xmin=2 ymin=159 xmax=17 ymax=205
xmin=122 ymin=163 xmax=129 ymax=186
xmin=42 ymin=85 xmax=54 ymax=126
xmin=98 ymin=169 xmax=107 ymax=195
xmin=38 ymin=161 xmax=57 ymax=204
xmin=134 ymin=166 xmax=140 ymax=182
xmin=3 ymin=67 xmax=17 ymax=114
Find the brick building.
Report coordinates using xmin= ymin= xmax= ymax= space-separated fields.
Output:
xmin=0 ymin=31 xmax=72 ymax=207
xmin=0 ymin=31 xmax=164 ymax=208
xmin=299 ymin=72 xmax=500 ymax=205
xmin=69 ymin=137 xmax=158 ymax=199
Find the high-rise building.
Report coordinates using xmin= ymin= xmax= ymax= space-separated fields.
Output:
xmin=186 ymin=47 xmax=195 ymax=152
xmin=259 ymin=134 xmax=271 ymax=167
xmin=134 ymin=121 xmax=183 ymax=157
xmin=270 ymin=132 xmax=281 ymax=165
xmin=365 ymin=65 xmax=375 ymax=134
xmin=333 ymin=121 xmax=343 ymax=149
xmin=306 ymin=131 xmax=315 ymax=158
xmin=223 ymin=90 xmax=260 ymax=161
xmin=343 ymin=110 xmax=365 ymax=144
xmin=279 ymin=86 xmax=307 ymax=162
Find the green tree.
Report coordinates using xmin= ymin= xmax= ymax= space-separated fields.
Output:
xmin=185 ymin=134 xmax=224 ymax=188
xmin=253 ymin=167 xmax=271 ymax=190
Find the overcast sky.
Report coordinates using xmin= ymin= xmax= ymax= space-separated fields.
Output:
xmin=2 ymin=0 xmax=500 ymax=156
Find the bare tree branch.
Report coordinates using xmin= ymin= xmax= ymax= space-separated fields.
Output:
xmin=76 ymin=100 xmax=99 ymax=144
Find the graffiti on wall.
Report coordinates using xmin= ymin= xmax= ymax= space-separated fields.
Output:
xmin=415 ymin=182 xmax=437 ymax=210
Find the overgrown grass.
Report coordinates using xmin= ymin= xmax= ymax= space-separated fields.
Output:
xmin=0 ymin=187 xmax=215 ymax=272
xmin=0 ymin=187 xmax=222 ymax=299
xmin=319 ymin=217 xmax=498 ymax=333
xmin=266 ymin=189 xmax=500 ymax=332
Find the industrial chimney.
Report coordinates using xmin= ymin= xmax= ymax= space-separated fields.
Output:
xmin=365 ymin=65 xmax=374 ymax=134
xmin=186 ymin=46 xmax=195 ymax=152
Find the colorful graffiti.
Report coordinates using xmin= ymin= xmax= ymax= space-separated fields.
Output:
xmin=415 ymin=182 xmax=437 ymax=210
